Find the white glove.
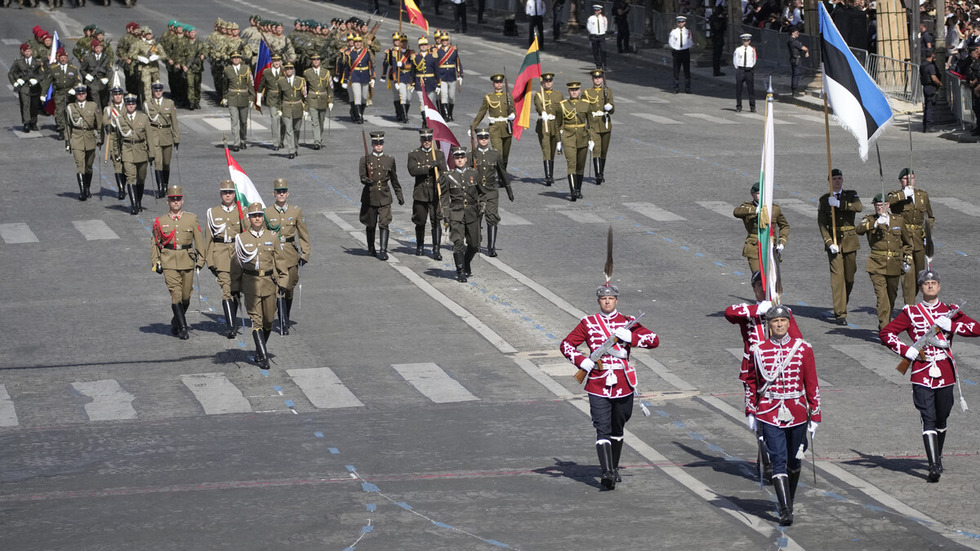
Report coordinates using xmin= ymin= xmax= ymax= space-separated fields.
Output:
xmin=827 ymin=195 xmax=840 ymax=207
xmin=149 ymin=54 xmax=160 ymax=62
xmin=808 ymin=421 xmax=818 ymax=435
xmin=829 ymin=244 xmax=840 ymax=254
xmin=396 ymin=61 xmax=403 ymax=67
xmin=580 ymin=358 xmax=596 ymax=371
xmin=65 ymin=141 xmax=71 ymax=152
xmin=29 ymin=78 xmax=38 ymax=86
xmin=370 ymin=79 xmax=375 ymax=87
xmin=603 ymin=102 xmax=613 ymax=111
xmin=936 ymin=316 xmax=953 ymax=332
xmin=588 ymin=140 xmax=595 ymax=151
xmin=274 ymin=109 xmax=282 ymax=118
xmin=137 ymin=56 xmax=150 ymax=64
xmin=379 ymin=76 xmax=386 ymax=82
xmin=507 ymin=113 xmax=515 ymax=121
xmin=100 ymin=77 xmax=109 ymax=85
xmin=902 ymin=262 xmax=911 ymax=274
xmin=220 ymin=99 xmax=228 ymax=107
xmin=328 ymin=103 xmax=334 ymax=110
xmin=68 ymin=88 xmax=76 ymax=95
xmin=256 ymin=92 xmax=263 ymax=105
xmin=333 ymin=76 xmax=339 ymax=83
xmin=556 ymin=141 xmax=562 ymax=153
xmin=876 ymin=215 xmax=888 ymax=226
xmin=341 ymin=82 xmax=348 ymax=89
xmin=746 ymin=414 xmax=757 ymax=431
xmin=904 ymin=346 xmax=920 ymax=361
xmin=903 ymin=187 xmax=914 ymax=198
xmin=776 ymin=244 xmax=784 ymax=252
xmin=467 ymin=128 xmax=472 ymax=137
xmin=85 ymin=74 xmax=94 ymax=82
xmin=756 ymin=300 xmax=772 ymax=316
xmin=613 ymin=327 xmax=632 ymax=343
xmin=303 ymin=111 xmax=310 ymax=120
xmin=14 ymin=78 xmax=24 ymax=87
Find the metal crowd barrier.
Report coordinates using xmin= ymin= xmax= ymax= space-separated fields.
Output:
xmin=945 ymin=70 xmax=976 ymax=129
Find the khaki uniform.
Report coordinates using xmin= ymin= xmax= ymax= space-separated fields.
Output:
xmin=152 ymin=211 xmax=206 ymax=304
xmin=471 ymin=92 xmax=515 ymax=165
xmin=116 ymin=111 xmax=157 ymax=210
xmin=856 ymin=213 xmax=913 ymax=329
xmin=733 ymin=202 xmax=790 ymax=272
xmin=7 ymin=54 xmax=45 ymax=129
xmin=359 ymin=153 xmax=403 ymax=229
xmin=583 ymin=85 xmax=614 ymax=158
xmin=818 ymin=190 xmax=863 ymax=321
xmin=223 ymin=63 xmax=255 ymax=148
xmin=473 ymin=147 xmax=512 ymax=227
xmin=66 ymin=100 xmax=102 ymax=175
xmin=556 ymin=96 xmax=591 ymax=176
xmin=145 ymin=96 xmax=180 ymax=177
xmin=103 ymin=101 xmax=126 ymax=175
xmin=264 ymin=203 xmax=310 ymax=300
xmin=407 ymin=146 xmax=447 ymax=257
xmin=259 ymin=66 xmax=285 ymax=148
xmin=303 ymin=66 xmax=333 ymax=147
xmin=275 ymin=75 xmax=306 ymax=155
xmin=236 ymin=228 xmax=287 ymax=332
xmin=534 ymin=88 xmax=563 ymax=162
xmin=42 ymin=63 xmax=79 ymax=135
xmin=886 ymin=187 xmax=934 ymax=304
xmin=205 ymin=205 xmax=245 ymax=300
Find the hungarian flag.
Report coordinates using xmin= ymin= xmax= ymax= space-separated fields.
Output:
xmin=421 ymin=92 xmax=458 ymax=164
xmin=225 ymin=146 xmax=265 ymax=220
xmin=43 ymin=30 xmax=62 ymax=116
xmin=756 ymin=86 xmax=778 ymax=301
xmin=511 ymin=37 xmax=542 ymax=141
xmin=404 ymin=0 xmax=429 ymax=34
xmin=252 ymin=40 xmax=271 ymax=113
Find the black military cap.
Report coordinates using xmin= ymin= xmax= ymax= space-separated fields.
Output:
xmin=475 ymin=127 xmax=490 ymax=138
xmin=151 ymin=81 xmax=165 ymax=90
xmin=418 ymin=129 xmax=434 ymax=140
xmin=751 ymin=181 xmax=760 ymax=193
xmin=451 ymin=147 xmax=468 ymax=157
xmin=831 ymin=168 xmax=843 ymax=177
xmin=124 ymin=94 xmax=138 ymax=104
xmin=370 ymin=131 xmax=385 ymax=142
xmin=110 ymin=86 xmax=125 ymax=94
xmin=899 ymin=167 xmax=914 ymax=179
xmin=74 ymin=84 xmax=88 ymax=94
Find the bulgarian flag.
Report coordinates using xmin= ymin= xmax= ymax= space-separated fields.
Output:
xmin=756 ymin=85 xmax=778 ymax=301
xmin=404 ymin=0 xmax=429 ymax=34
xmin=225 ymin=146 xmax=265 ymax=220
xmin=510 ymin=37 xmax=542 ymax=141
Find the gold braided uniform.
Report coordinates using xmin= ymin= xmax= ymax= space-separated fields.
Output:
xmin=471 ymin=91 xmax=515 ymax=166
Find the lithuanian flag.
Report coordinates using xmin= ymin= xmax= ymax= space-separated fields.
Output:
xmin=404 ymin=0 xmax=429 ymax=34
xmin=511 ymin=37 xmax=542 ymax=141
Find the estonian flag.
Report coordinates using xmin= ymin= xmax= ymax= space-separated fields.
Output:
xmin=819 ymin=2 xmax=892 ymax=161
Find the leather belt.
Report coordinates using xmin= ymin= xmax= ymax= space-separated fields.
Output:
xmin=212 ymin=236 xmax=235 ymax=243
xmin=244 ymin=269 xmax=273 ymax=276
xmin=870 ymin=250 xmax=900 ymax=257
xmin=439 ymin=64 xmax=457 ymax=68
xmin=907 ymin=224 xmax=922 ymax=229
xmin=124 ymin=139 xmax=145 ymax=144
xmin=489 ymin=116 xmax=509 ymax=123
xmin=838 ymin=225 xmax=855 ymax=231
xmin=417 ymin=73 xmax=434 ymax=77
xmin=163 ymin=243 xmax=193 ymax=250
xmin=281 ymin=236 xmax=295 ymax=243
xmin=151 ymin=124 xmax=171 ymax=128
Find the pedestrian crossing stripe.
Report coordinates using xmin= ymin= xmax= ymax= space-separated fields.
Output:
xmin=0 ymin=223 xmax=38 ymax=244
xmin=633 ymin=113 xmax=681 ymax=125
xmin=498 ymin=208 xmax=532 ymax=226
xmin=72 ymin=220 xmax=120 ymax=240
xmin=180 ymin=373 xmax=252 ymax=415
xmin=778 ymin=198 xmax=818 ymax=219
xmin=696 ymin=200 xmax=736 ymax=218
xmin=932 ymin=197 xmax=980 ymax=218
xmin=624 ymin=202 xmax=686 ymax=222
xmin=0 ymin=385 xmax=17 ymax=427
xmin=287 ymin=367 xmax=364 ymax=408
xmin=202 ymin=116 xmax=269 ymax=133
xmin=71 ymin=380 xmax=137 ymax=421
xmin=392 ymin=362 xmax=479 ymax=403
xmin=684 ymin=113 xmax=738 ymax=125
xmin=556 ymin=210 xmax=606 ymax=224
xmin=361 ymin=114 xmax=401 ymax=128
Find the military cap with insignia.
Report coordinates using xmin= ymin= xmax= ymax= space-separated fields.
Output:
xmin=110 ymin=86 xmax=125 ymax=94
xmin=541 ymin=72 xmax=555 ymax=81
xmin=917 ymin=268 xmax=940 ymax=286
xmin=831 ymin=168 xmax=843 ymax=177
xmin=353 ymin=35 xmax=364 ymax=42
xmin=167 ymin=185 xmax=183 ymax=198
xmin=283 ymin=62 xmax=295 ymax=69
xmin=418 ymin=36 xmax=429 ymax=45
xmin=592 ymin=3 xmax=603 ymax=9
xmin=151 ymin=80 xmax=165 ymax=90
xmin=230 ymin=51 xmax=242 ymax=58
xmin=899 ymin=167 xmax=914 ymax=178
xmin=247 ymin=203 xmax=265 ymax=215
xmin=740 ymin=33 xmax=753 ymax=40
xmin=872 ymin=192 xmax=887 ymax=203
xmin=490 ymin=73 xmax=505 ymax=82
xmin=475 ymin=127 xmax=490 ymax=138
xmin=676 ymin=15 xmax=687 ymax=21
xmin=124 ymin=93 xmax=139 ymax=104
xmin=590 ymin=69 xmax=604 ymax=78
xmin=596 ymin=283 xmax=619 ymax=297
xmin=567 ymin=81 xmax=581 ymax=89
xmin=451 ymin=146 xmax=468 ymax=157
xmin=90 ymin=39 xmax=101 ymax=48
xmin=418 ymin=128 xmax=434 ymax=139
xmin=74 ymin=83 xmax=88 ymax=94
xmin=310 ymin=53 xmax=321 ymax=60
xmin=370 ymin=131 xmax=385 ymax=142
xmin=750 ymin=181 xmax=760 ymax=193
xmin=219 ymin=179 xmax=236 ymax=191
xmin=392 ymin=32 xmax=401 ymax=40
xmin=270 ymin=54 xmax=282 ymax=61
xmin=766 ymin=304 xmax=792 ymax=320
xmin=273 ymin=178 xmax=288 ymax=190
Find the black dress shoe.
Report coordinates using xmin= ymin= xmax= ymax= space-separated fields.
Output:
xmin=288 ymin=153 xmax=295 ymax=159
xmin=735 ymin=106 xmax=742 ymax=112
xmin=230 ymin=145 xmax=239 ymax=152
xmin=750 ymin=106 xmax=756 ymax=112
xmin=22 ymin=125 xmax=30 ymax=133
xmin=240 ymin=143 xmax=247 ymax=150
xmin=313 ymin=144 xmax=321 ymax=150
xmin=836 ymin=318 xmax=848 ymax=326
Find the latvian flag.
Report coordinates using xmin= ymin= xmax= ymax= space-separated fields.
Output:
xmin=511 ymin=37 xmax=542 ymax=141
xmin=421 ymin=92 xmax=459 ymax=163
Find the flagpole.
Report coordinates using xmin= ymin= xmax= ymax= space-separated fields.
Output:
xmin=399 ymin=0 xmax=404 ymax=34
xmin=822 ymin=92 xmax=837 ymax=248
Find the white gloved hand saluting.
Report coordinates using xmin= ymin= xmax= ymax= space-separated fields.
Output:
xmin=904 ymin=346 xmax=920 ymax=361
xmin=756 ymin=300 xmax=772 ymax=316
xmin=936 ymin=316 xmax=953 ymax=332
xmin=827 ymin=195 xmax=840 ymax=207
xmin=613 ymin=327 xmax=632 ymax=343
xmin=876 ymin=215 xmax=889 ymax=226
xmin=904 ymin=187 xmax=914 ymax=198
xmin=829 ymin=244 xmax=840 ymax=254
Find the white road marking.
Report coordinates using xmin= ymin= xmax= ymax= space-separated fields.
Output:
xmin=778 ymin=198 xmax=818 ymax=219
xmin=697 ymin=200 xmax=735 ymax=218
xmin=0 ymin=223 xmax=39 ymax=244
xmin=203 ymin=116 xmax=269 ymax=132
xmin=684 ymin=113 xmax=738 ymax=125
xmin=287 ymin=368 xmax=364 ymax=409
xmin=633 ymin=113 xmax=681 ymax=125
xmin=499 ymin=208 xmax=532 ymax=225
xmin=361 ymin=114 xmax=401 ymax=128
xmin=392 ymin=363 xmax=479 ymax=403
xmin=180 ymin=373 xmax=252 ymax=415
xmin=932 ymin=197 xmax=980 ymax=218
xmin=0 ymin=385 xmax=18 ymax=427
xmin=73 ymin=220 xmax=119 ymax=240
xmin=833 ymin=344 xmax=910 ymax=385
xmin=71 ymin=380 xmax=138 ymax=421
xmin=557 ymin=210 xmax=606 ymax=223
xmin=623 ymin=201 xmax=686 ymax=222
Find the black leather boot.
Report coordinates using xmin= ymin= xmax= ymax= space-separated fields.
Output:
xmin=788 ymin=468 xmax=801 ymax=501
xmin=172 ymin=303 xmax=189 ymax=340
xmin=162 ymin=168 xmax=170 ymax=192
xmin=285 ymin=297 xmax=293 ymax=330
xmin=153 ymin=170 xmax=164 ymax=198
xmin=366 ymin=226 xmax=377 ymax=256
xmin=486 ymin=223 xmax=497 ymax=257
xmin=924 ymin=431 xmax=941 ymax=482
xmin=567 ymin=174 xmax=576 ymax=202
xmin=394 ymin=102 xmax=403 ymax=122
xmin=611 ymin=439 xmax=624 ymax=483
xmin=547 ymin=160 xmax=554 ymax=186
xmin=773 ymin=474 xmax=793 ymax=525
xmin=378 ymin=228 xmax=390 ymax=260
xmin=431 ymin=226 xmax=443 ymax=260
xmin=277 ymin=294 xmax=288 ymax=335
xmin=453 ymin=252 xmax=467 ymax=282
xmin=135 ymin=182 xmax=145 ymax=211
xmin=222 ymin=299 xmax=237 ymax=339
xmin=598 ymin=157 xmax=606 ymax=183
xmin=759 ymin=438 xmax=773 ymax=482
xmin=593 ymin=157 xmax=602 ymax=185
xmin=447 ymin=103 xmax=454 ymax=121
xmin=415 ymin=226 xmax=425 ymax=255
xmin=76 ymin=173 xmax=86 ymax=201
xmin=403 ymin=102 xmax=411 ymax=123
xmin=596 ymin=440 xmax=616 ymax=490
xmin=937 ymin=430 xmax=946 ymax=474
xmin=358 ymin=104 xmax=367 ymax=124
xmin=542 ymin=161 xmax=551 ymax=186
xmin=128 ymin=184 xmax=138 ymax=215
xmin=252 ymin=330 xmax=268 ymax=369
xmin=575 ymin=174 xmax=584 ymax=199
xmin=464 ymin=247 xmax=476 ymax=277
xmin=83 ymin=172 xmax=93 ymax=199
xmin=349 ymin=102 xmax=358 ymax=123
xmin=116 ymin=173 xmax=126 ymax=200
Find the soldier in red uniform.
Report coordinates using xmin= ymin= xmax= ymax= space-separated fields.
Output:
xmin=743 ymin=305 xmax=821 ymax=527
xmin=725 ymin=270 xmax=802 ymax=480
xmin=560 ymin=284 xmax=659 ymax=490
xmin=880 ymin=269 xmax=980 ymax=483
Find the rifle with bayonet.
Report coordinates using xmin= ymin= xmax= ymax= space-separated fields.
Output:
xmin=896 ymin=302 xmax=964 ymax=375
xmin=574 ymin=312 xmax=645 ymax=384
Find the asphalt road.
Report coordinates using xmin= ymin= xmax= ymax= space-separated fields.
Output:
xmin=2 ymin=1 xmax=980 ymax=550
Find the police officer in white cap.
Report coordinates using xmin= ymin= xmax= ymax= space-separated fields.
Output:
xmin=733 ymin=33 xmax=757 ymax=112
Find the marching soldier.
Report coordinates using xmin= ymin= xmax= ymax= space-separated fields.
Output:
xmin=733 ymin=33 xmax=757 ymax=112
xmin=276 ymin=63 xmax=307 ymax=160
xmin=555 ymin=81 xmax=591 ymax=201
xmin=236 ymin=203 xmax=286 ymax=369
xmin=382 ymin=33 xmax=413 ymax=123
xmin=162 ymin=23 xmax=186 ymax=106
xmin=817 ymin=168 xmax=863 ymax=325
xmin=223 ymin=52 xmax=254 ymax=152
xmin=726 ymin=270 xmax=803 ymax=481
xmin=733 ymin=182 xmax=790 ymax=273
xmin=881 ymin=269 xmax=980 ymax=483
xmin=42 ymin=48 xmax=79 ymax=140
xmin=359 ymin=131 xmax=404 ymax=260
xmin=133 ymin=27 xmax=167 ymax=106
xmin=743 ymin=305 xmax=821 ymax=526
xmin=116 ymin=93 xmax=156 ymax=215
xmin=66 ymin=84 xmax=103 ymax=202
xmin=259 ymin=55 xmax=286 ymax=150
xmin=264 ymin=179 xmax=310 ymax=335
xmin=205 ymin=20 xmax=230 ymax=105
xmin=73 ymin=25 xmax=96 ymax=63
xmin=533 ymin=72 xmax=563 ymax=186
xmin=342 ymin=36 xmax=374 ymax=124
xmin=583 ymin=69 xmax=614 ymax=185
xmin=439 ymin=147 xmax=485 ymax=282
xmin=434 ymin=31 xmax=463 ymax=121
xmin=473 ymin=127 xmax=514 ymax=257
xmin=181 ymin=26 xmax=206 ymax=110
xmin=79 ymin=39 xmax=112 ymax=111
xmin=151 ymin=185 xmax=206 ymax=341
xmin=118 ymin=23 xmax=142 ymax=97
xmin=856 ymin=193 xmax=914 ymax=330
xmin=407 ymin=129 xmax=447 ymax=260
xmin=668 ymin=15 xmax=693 ymax=93
xmin=103 ymin=87 xmax=128 ymax=200
xmin=205 ymin=180 xmax=246 ymax=339
xmin=8 ymin=43 xmax=45 ymax=133
xmin=412 ymin=37 xmax=439 ymax=126
xmin=145 ymin=81 xmax=180 ymax=199
xmin=471 ymin=74 xmax=516 ymax=167
xmin=887 ymin=168 xmax=935 ymax=305
xmin=560 ymin=282 xmax=659 ymax=490
xmin=303 ymin=54 xmax=333 ymax=150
